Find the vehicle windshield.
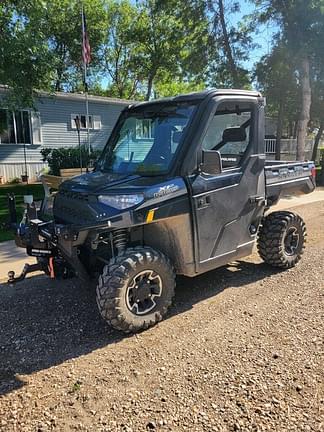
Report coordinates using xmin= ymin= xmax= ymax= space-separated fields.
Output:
xmin=97 ymin=102 xmax=197 ymax=175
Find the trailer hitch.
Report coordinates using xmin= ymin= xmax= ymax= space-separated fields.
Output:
xmin=7 ymin=262 xmax=43 ymax=284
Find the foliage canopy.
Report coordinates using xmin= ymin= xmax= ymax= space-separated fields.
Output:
xmin=1 ymin=0 xmax=324 ymax=159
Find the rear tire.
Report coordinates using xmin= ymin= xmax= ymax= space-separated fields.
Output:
xmin=257 ymin=211 xmax=306 ymax=268
xmin=96 ymin=247 xmax=175 ymax=333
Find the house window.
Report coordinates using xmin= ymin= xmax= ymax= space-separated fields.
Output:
xmin=136 ymin=119 xmax=154 ymax=139
xmin=80 ymin=115 xmax=87 ymax=129
xmin=71 ymin=114 xmax=101 ymax=130
xmin=0 ymin=109 xmax=38 ymax=144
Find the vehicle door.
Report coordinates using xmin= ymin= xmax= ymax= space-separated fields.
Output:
xmin=190 ymin=96 xmax=266 ymax=273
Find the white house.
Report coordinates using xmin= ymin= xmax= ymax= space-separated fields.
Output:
xmin=0 ymin=86 xmax=129 ymax=182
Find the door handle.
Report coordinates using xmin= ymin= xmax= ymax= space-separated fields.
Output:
xmin=249 ymin=195 xmax=265 ymax=205
xmin=197 ymin=196 xmax=211 ymax=208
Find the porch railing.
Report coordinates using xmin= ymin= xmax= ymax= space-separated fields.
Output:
xmin=265 ymin=139 xmax=276 ymax=154
xmin=264 ymin=138 xmax=314 ymax=155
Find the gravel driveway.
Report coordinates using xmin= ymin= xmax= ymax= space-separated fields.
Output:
xmin=0 ymin=202 xmax=323 ymax=432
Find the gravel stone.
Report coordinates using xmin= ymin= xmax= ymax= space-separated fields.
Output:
xmin=0 ymin=202 xmax=323 ymax=431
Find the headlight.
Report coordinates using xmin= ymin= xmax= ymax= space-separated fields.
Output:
xmin=98 ymin=194 xmax=144 ymax=210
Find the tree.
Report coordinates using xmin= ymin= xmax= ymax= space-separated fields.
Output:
xmin=207 ymin=0 xmax=254 ymax=88
xmin=0 ymin=2 xmax=53 ymax=108
xmin=252 ymin=0 xmax=324 ymax=160
xmin=102 ymin=0 xmax=143 ymax=99
xmin=33 ymin=0 xmax=107 ymax=92
xmin=100 ymin=0 xmax=209 ymax=100
xmin=0 ymin=0 xmax=107 ymax=107
xmin=3 ymin=0 xmax=261 ymax=105
xmin=154 ymin=78 xmax=205 ymax=98
xmin=255 ymin=42 xmax=298 ymax=159
xmin=310 ymin=60 xmax=324 ymax=162
xmin=131 ymin=0 xmax=209 ymax=100
xmin=0 ymin=0 xmax=212 ymax=104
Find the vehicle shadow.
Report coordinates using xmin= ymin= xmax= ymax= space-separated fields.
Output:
xmin=0 ymin=259 xmax=281 ymax=396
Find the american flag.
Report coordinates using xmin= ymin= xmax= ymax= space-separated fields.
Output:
xmin=82 ymin=8 xmax=91 ymax=66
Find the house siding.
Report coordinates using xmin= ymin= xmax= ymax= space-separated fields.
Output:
xmin=38 ymin=96 xmax=125 ymax=150
xmin=0 ymin=91 xmax=128 ymax=181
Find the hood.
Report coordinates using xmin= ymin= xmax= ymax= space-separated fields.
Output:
xmin=60 ymin=170 xmax=138 ymax=194
xmin=54 ymin=170 xmax=188 ymax=225
xmin=59 ymin=170 xmax=170 ymax=195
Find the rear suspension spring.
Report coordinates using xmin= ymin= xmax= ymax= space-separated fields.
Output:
xmin=112 ymin=229 xmax=128 ymax=255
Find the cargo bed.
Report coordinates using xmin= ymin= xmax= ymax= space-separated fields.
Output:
xmin=265 ymin=161 xmax=316 ymax=206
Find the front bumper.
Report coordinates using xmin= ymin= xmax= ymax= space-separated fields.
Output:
xmin=14 ymin=207 xmax=137 ymax=282
xmin=15 ymin=219 xmax=91 ymax=282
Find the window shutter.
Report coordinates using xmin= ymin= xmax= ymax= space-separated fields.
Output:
xmin=31 ymin=112 xmax=42 ymax=144
xmin=93 ymin=115 xmax=101 ymax=130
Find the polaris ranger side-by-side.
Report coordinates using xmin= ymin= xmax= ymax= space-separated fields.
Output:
xmin=9 ymin=89 xmax=316 ymax=333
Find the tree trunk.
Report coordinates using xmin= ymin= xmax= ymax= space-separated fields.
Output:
xmin=55 ymin=74 xmax=62 ymax=92
xmin=288 ymin=120 xmax=293 ymax=137
xmin=146 ymin=75 xmax=154 ymax=101
xmin=218 ymin=0 xmax=239 ymax=87
xmin=275 ymin=97 xmax=285 ymax=160
xmin=293 ymin=120 xmax=298 ymax=139
xmin=296 ymin=57 xmax=311 ymax=161
xmin=312 ymin=120 xmax=324 ymax=162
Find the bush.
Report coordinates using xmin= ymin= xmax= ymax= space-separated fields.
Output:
xmin=320 ymin=148 xmax=324 ymax=163
xmin=40 ymin=146 xmax=101 ymax=176
xmin=7 ymin=177 xmax=21 ymax=185
xmin=319 ymin=150 xmax=324 ymax=186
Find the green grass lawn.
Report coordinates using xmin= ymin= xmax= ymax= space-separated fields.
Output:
xmin=0 ymin=183 xmax=44 ymax=242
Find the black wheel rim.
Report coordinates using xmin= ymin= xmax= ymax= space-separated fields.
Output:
xmin=126 ymin=270 xmax=162 ymax=315
xmin=284 ymin=227 xmax=300 ymax=256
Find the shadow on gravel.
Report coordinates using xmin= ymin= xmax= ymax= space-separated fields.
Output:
xmin=173 ymin=259 xmax=281 ymax=315
xmin=0 ymin=260 xmax=280 ymax=396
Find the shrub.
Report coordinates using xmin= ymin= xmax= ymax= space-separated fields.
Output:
xmin=320 ymin=148 xmax=324 ymax=163
xmin=320 ymin=150 xmax=324 ymax=186
xmin=7 ymin=177 xmax=21 ymax=184
xmin=40 ymin=146 xmax=101 ymax=176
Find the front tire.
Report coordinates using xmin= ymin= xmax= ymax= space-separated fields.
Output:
xmin=257 ymin=211 xmax=306 ymax=268
xmin=96 ymin=247 xmax=175 ymax=333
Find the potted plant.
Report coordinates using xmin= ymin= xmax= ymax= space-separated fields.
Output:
xmin=21 ymin=173 xmax=29 ymax=183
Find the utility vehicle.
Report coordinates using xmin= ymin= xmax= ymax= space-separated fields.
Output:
xmin=9 ymin=89 xmax=316 ymax=333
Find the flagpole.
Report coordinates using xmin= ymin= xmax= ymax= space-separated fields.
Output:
xmin=85 ymin=69 xmax=91 ymax=156
xmin=82 ymin=5 xmax=91 ymax=156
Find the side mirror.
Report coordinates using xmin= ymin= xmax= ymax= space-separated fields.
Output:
xmin=201 ymin=150 xmax=222 ymax=175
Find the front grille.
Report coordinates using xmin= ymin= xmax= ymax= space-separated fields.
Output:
xmin=58 ymin=190 xmax=89 ymax=201
xmin=54 ymin=205 xmax=93 ymax=224
xmin=54 ymin=191 xmax=94 ymax=225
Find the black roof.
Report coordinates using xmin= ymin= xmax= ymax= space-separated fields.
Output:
xmin=129 ymin=88 xmax=262 ymax=109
